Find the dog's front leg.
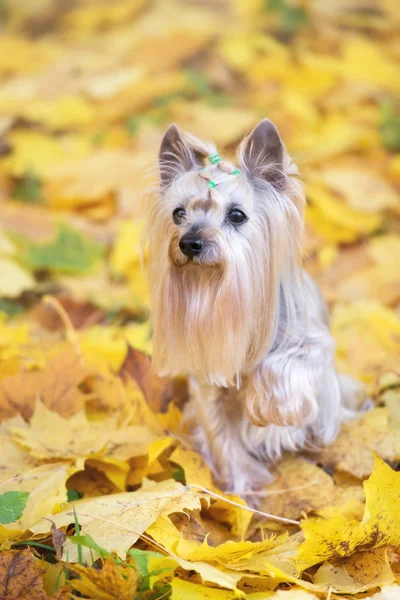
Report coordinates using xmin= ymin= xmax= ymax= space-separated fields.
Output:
xmin=244 ymin=326 xmax=341 ymax=433
xmin=185 ymin=380 xmax=271 ymax=495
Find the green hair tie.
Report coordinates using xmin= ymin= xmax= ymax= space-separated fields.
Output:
xmin=232 ymin=169 xmax=240 ymax=175
xmin=208 ymin=152 xmax=221 ymax=165
xmin=208 ymin=180 xmax=216 ymax=188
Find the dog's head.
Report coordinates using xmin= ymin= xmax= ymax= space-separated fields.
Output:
xmin=146 ymin=119 xmax=305 ymax=385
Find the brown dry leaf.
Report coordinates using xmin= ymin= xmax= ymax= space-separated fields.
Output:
xmin=0 ymin=548 xmax=48 ymax=599
xmin=120 ymin=346 xmax=172 ymax=413
xmin=49 ymin=522 xmax=66 ymax=561
xmin=70 ymin=558 xmax=138 ymax=600
xmin=260 ymin=458 xmax=336 ymax=520
xmin=66 ymin=466 xmax=120 ymax=498
xmin=314 ymin=548 xmax=395 ymax=594
xmin=0 ymin=350 xmax=87 ymax=421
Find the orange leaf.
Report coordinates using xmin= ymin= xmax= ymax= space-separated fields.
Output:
xmin=70 ymin=558 xmax=138 ymax=600
xmin=0 ymin=350 xmax=86 ymax=421
xmin=0 ymin=549 xmax=48 ymax=599
xmin=120 ymin=346 xmax=173 ymax=413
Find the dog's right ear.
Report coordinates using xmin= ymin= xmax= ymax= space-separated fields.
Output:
xmin=159 ymin=124 xmax=204 ymax=188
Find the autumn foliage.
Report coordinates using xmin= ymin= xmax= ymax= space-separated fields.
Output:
xmin=0 ymin=0 xmax=399 ymax=598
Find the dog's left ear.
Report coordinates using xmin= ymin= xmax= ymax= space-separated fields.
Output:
xmin=159 ymin=124 xmax=204 ymax=188
xmin=239 ymin=119 xmax=286 ymax=190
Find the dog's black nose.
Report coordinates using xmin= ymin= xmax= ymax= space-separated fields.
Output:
xmin=179 ymin=234 xmax=204 ymax=258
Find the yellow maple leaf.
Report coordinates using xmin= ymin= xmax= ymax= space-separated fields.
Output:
xmin=316 ymin=167 xmax=399 ymax=213
xmin=3 ymin=131 xmax=91 ymax=177
xmin=0 ymin=314 xmax=30 ymax=360
xmin=305 ymin=181 xmax=382 ymax=236
xmin=9 ymin=401 xmax=159 ymax=480
xmin=147 ymin=555 xmax=243 ymax=594
xmin=169 ymin=578 xmax=240 ymax=600
xmin=109 ymin=219 xmax=144 ymax=277
xmin=1 ymin=462 xmax=78 ymax=531
xmin=0 ymin=35 xmax=58 ymax=75
xmin=0 ymin=349 xmax=86 ymax=421
xmin=32 ymin=479 xmax=205 ymax=561
xmin=332 ymin=302 xmax=400 ymax=381
xmin=314 ymin=407 xmax=400 ymax=479
xmin=18 ymin=95 xmax=95 ymax=130
xmin=169 ymin=446 xmax=252 ymax=538
xmin=78 ymin=325 xmax=128 ymax=373
xmin=297 ymin=456 xmax=400 ymax=569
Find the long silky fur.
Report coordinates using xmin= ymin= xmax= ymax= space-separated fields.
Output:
xmin=145 ymin=121 xmax=362 ymax=495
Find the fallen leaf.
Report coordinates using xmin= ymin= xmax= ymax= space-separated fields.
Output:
xmin=0 ymin=462 xmax=77 ymax=531
xmin=0 ymin=491 xmax=29 ymax=524
xmin=70 ymin=557 xmax=138 ymax=600
xmin=32 ymin=479 xmax=205 ymax=561
xmin=317 ymin=167 xmax=399 ymax=212
xmin=120 ymin=346 xmax=172 ymax=413
xmin=0 ymin=548 xmax=48 ymax=599
xmin=0 ymin=258 xmax=35 ymax=298
xmin=3 ymin=131 xmax=91 ymax=177
xmin=0 ymin=350 xmax=86 ymax=421
xmin=49 ymin=521 xmax=66 ymax=560
xmin=297 ymin=456 xmax=400 ymax=569
xmin=313 ymin=408 xmax=400 ymax=478
xmin=313 ymin=548 xmax=395 ymax=594
xmin=260 ymin=458 xmax=336 ymax=520
xmin=169 ymin=578 xmax=239 ymax=600
xmin=18 ymin=223 xmax=105 ymax=275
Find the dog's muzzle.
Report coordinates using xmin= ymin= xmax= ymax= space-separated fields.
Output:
xmin=179 ymin=233 xmax=204 ymax=259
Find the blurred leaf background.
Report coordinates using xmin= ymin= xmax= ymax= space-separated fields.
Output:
xmin=0 ymin=1 xmax=399 ymax=598
xmin=0 ymin=0 xmax=399 ymax=386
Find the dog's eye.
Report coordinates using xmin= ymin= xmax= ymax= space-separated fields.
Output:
xmin=172 ymin=207 xmax=186 ymax=224
xmin=227 ymin=208 xmax=247 ymax=225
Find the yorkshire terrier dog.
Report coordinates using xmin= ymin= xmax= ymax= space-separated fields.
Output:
xmin=146 ymin=119 xmax=362 ymax=495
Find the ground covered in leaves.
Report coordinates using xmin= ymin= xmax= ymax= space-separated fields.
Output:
xmin=0 ymin=0 xmax=399 ymax=598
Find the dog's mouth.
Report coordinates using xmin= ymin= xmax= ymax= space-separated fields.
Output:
xmin=173 ymin=255 xmax=221 ymax=269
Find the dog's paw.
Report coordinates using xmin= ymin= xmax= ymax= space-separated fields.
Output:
xmin=216 ymin=456 xmax=273 ymax=503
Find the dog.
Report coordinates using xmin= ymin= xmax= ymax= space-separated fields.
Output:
xmin=146 ymin=118 xmax=363 ymax=496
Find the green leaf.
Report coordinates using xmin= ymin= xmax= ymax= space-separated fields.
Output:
xmin=13 ymin=541 xmax=56 ymax=552
xmin=266 ymin=0 xmax=308 ymax=32
xmin=380 ymin=100 xmax=400 ymax=152
xmin=68 ymin=533 xmax=110 ymax=559
xmin=19 ymin=223 xmax=105 ymax=275
xmin=73 ymin=506 xmax=84 ymax=565
xmin=128 ymin=549 xmax=170 ymax=592
xmin=0 ymin=491 xmax=29 ymax=524
xmin=0 ymin=298 xmax=26 ymax=316
xmin=12 ymin=168 xmax=44 ymax=205
xmin=184 ymin=69 xmax=230 ymax=107
xmin=171 ymin=464 xmax=185 ymax=484
xmin=67 ymin=488 xmax=82 ymax=502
